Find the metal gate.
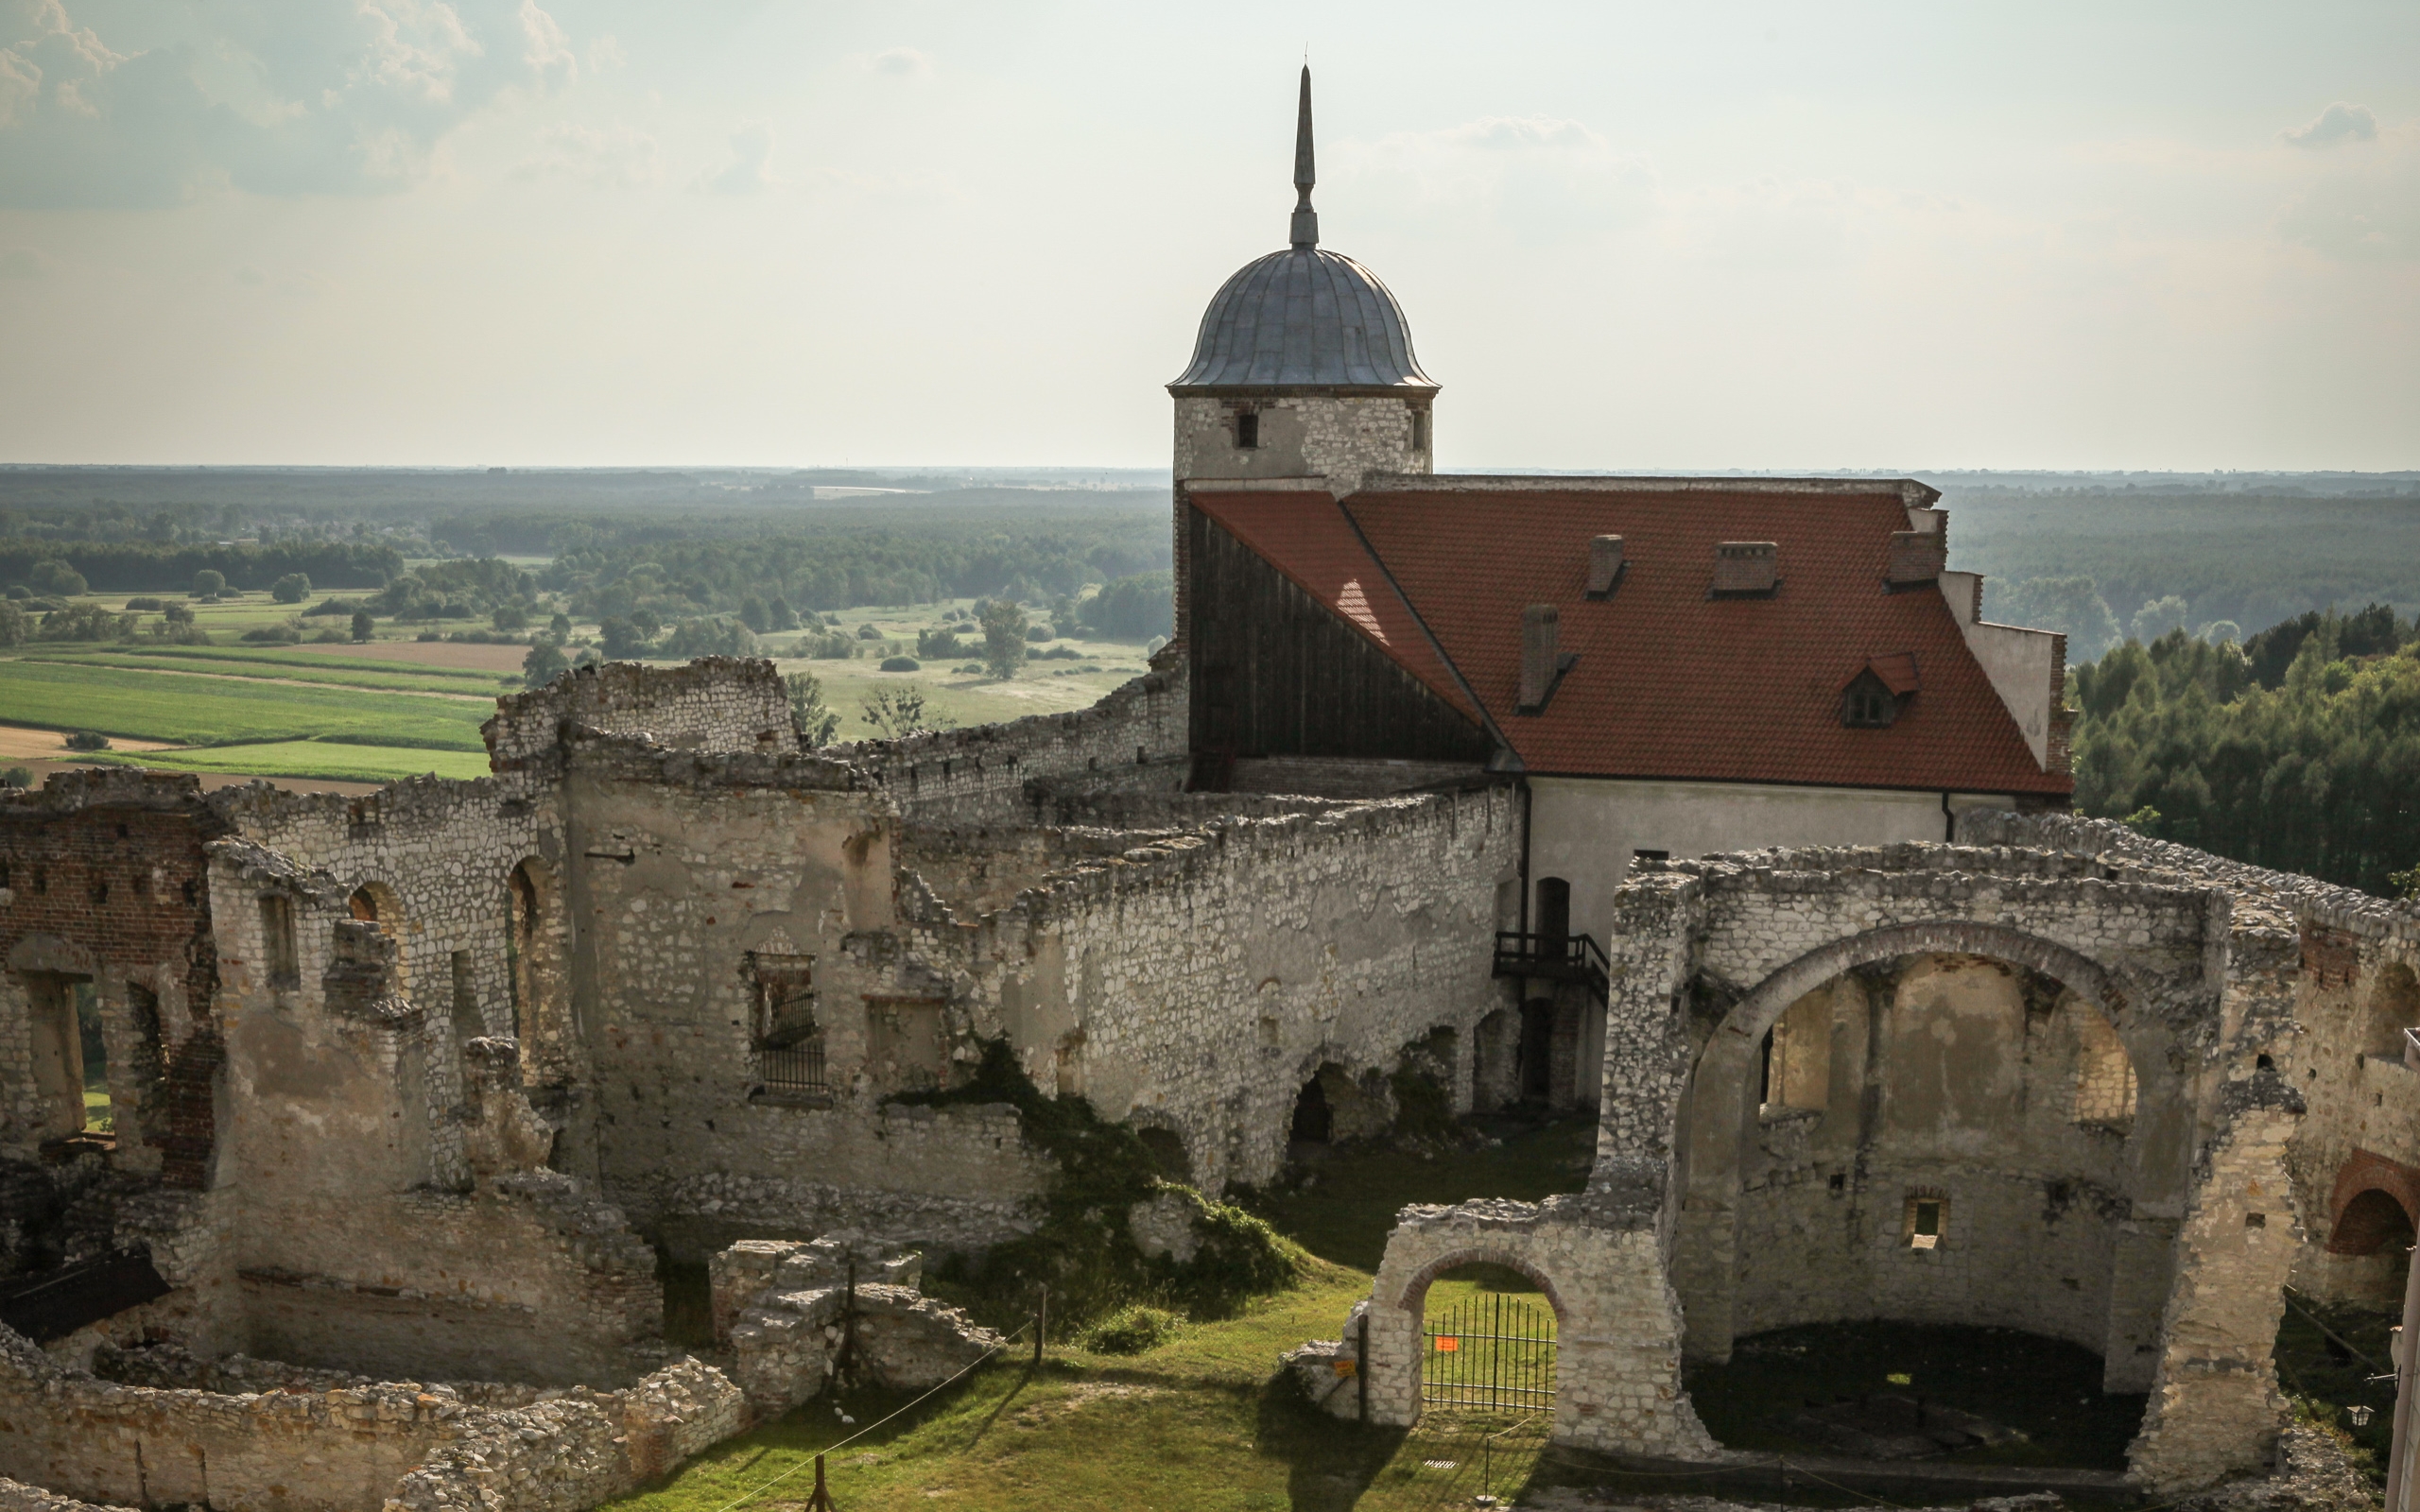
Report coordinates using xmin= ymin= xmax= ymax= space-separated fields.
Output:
xmin=1423 ymin=1291 xmax=1557 ymax=1410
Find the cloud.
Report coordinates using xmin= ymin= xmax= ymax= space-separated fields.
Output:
xmin=696 ymin=124 xmax=773 ymax=195
xmin=2281 ymin=102 xmax=2377 ymax=149
xmin=864 ymin=47 xmax=930 ymax=77
xmin=0 ymin=245 xmax=45 ymax=277
xmin=1343 ymin=115 xmax=1658 ymax=240
xmin=512 ymin=121 xmax=659 ymax=187
xmin=0 ymin=0 xmax=579 ymax=207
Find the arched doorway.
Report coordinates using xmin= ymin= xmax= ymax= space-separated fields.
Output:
xmin=1420 ymin=1262 xmax=1559 ymax=1417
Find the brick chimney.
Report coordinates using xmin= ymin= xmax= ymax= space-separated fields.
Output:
xmin=1711 ymin=541 xmax=1779 ymax=597
xmin=1886 ymin=530 xmax=1946 ymax=587
xmin=1586 ymin=535 xmax=1625 ymax=598
xmin=1518 ymin=605 xmax=1560 ymax=714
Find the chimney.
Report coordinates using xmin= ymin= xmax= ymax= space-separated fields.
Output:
xmin=1711 ymin=541 xmax=1779 ymax=597
xmin=1886 ymin=530 xmax=1946 ymax=587
xmin=1518 ymin=605 xmax=1560 ymax=714
xmin=1586 ymin=535 xmax=1625 ymax=598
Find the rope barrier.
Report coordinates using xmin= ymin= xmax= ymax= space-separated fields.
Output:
xmin=703 ymin=1314 xmax=1036 ymax=1512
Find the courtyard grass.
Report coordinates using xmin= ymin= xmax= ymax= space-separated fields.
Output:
xmin=0 ymin=659 xmax=491 ymax=749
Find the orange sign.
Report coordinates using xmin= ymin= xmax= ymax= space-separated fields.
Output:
xmin=1333 ymin=1359 xmax=1357 ymax=1377
xmin=1434 ymin=1336 xmax=1460 ymax=1352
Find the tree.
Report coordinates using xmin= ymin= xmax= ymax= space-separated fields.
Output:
xmin=192 ymin=569 xmax=226 ymax=599
xmin=979 ymin=597 xmax=1028 ymax=680
xmin=271 ymin=572 xmax=312 ymax=604
xmin=0 ymin=602 xmax=25 ymax=647
xmin=548 ymin=611 xmax=572 ymax=643
xmin=2130 ymin=594 xmax=2189 ymax=644
xmin=1080 ymin=572 xmax=1173 ymax=642
xmin=768 ymin=595 xmax=801 ymax=632
xmin=523 ymin=642 xmax=571 ymax=688
xmin=351 ymin=610 xmax=374 ymax=643
xmin=599 ymin=617 xmax=648 ymax=660
xmin=739 ymin=595 xmax=769 ymax=634
xmin=662 ymin=616 xmax=758 ymax=659
xmin=861 ymin=687 xmax=956 ymax=741
xmin=1988 ymin=576 xmax=2123 ymax=662
xmin=491 ymin=603 xmax=529 ymax=631
xmin=28 ymin=559 xmax=86 ymax=597
xmin=787 ymin=670 xmax=840 ymax=747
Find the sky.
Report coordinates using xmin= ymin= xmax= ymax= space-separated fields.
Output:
xmin=0 ymin=1 xmax=2414 ymax=472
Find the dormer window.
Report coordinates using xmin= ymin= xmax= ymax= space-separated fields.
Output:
xmin=1840 ymin=653 xmax=1920 ymax=729
xmin=1236 ymin=411 xmax=1260 ymax=450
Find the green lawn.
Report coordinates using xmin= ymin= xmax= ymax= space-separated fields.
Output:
xmin=25 ymin=644 xmax=515 ymax=697
xmin=0 ymin=660 xmax=492 ymax=749
xmin=615 ymin=1122 xmax=1596 ymax=1512
xmin=79 ymin=741 xmax=493 ymax=784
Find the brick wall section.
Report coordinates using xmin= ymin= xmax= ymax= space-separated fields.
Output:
xmin=0 ymin=771 xmax=225 ymax=1177
xmin=830 ymin=662 xmax=1188 ymax=826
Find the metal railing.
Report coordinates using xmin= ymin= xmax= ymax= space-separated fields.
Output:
xmin=1425 ymin=1290 xmax=1558 ymax=1411
xmin=754 ymin=1041 xmax=828 ymax=1097
xmin=1492 ymin=931 xmax=1611 ymax=994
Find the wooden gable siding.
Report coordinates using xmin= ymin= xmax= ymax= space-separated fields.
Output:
xmin=1186 ymin=507 xmax=1494 ymax=764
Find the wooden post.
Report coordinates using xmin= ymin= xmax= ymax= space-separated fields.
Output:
xmin=1035 ymin=1284 xmax=1047 ymax=1369
xmin=805 ymin=1452 xmax=835 ymax=1511
xmin=1356 ymin=1312 xmax=1370 ymax=1424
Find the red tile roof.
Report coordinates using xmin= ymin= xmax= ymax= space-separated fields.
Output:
xmin=1188 ymin=481 xmax=2067 ymax=796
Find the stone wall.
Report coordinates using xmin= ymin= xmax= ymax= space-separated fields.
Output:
xmin=830 ymin=662 xmax=1188 ymax=827
xmin=1171 ymin=396 xmax=1429 ymax=499
xmin=904 ymin=783 xmax=1524 ymax=1190
xmin=484 ymin=657 xmax=798 ymax=770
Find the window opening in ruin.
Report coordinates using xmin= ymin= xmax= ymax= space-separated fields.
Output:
xmin=1759 ymin=990 xmax=1834 ymax=1117
xmin=449 ymin=951 xmax=482 ymax=1046
xmin=258 ymin=894 xmax=299 ymax=988
xmin=349 ymin=887 xmax=379 ymax=921
xmin=74 ymin=983 xmax=111 ymax=1135
xmin=1905 ymin=1194 xmax=1946 ymax=1250
xmin=1534 ymin=878 xmax=1571 ymax=945
xmin=2361 ymin=963 xmax=2420 ymax=1062
xmin=1633 ymin=849 xmax=1669 ymax=865
xmin=1410 ymin=410 xmax=1429 ymax=452
xmin=747 ymin=954 xmax=825 ymax=1099
xmin=2069 ymin=1003 xmax=2138 ymax=1131
xmin=1236 ymin=410 xmax=1259 ymax=450
xmin=1757 ymin=1028 xmax=1773 ymax=1107
xmin=1137 ymin=1126 xmax=1192 ymax=1185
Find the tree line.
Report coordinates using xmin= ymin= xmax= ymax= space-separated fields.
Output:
xmin=2070 ymin=604 xmax=2420 ymax=898
xmin=0 ymin=540 xmax=403 ymax=593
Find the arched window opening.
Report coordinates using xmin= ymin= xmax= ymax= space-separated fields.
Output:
xmin=2329 ymin=1189 xmax=2415 ymax=1256
xmin=1420 ymin=1262 xmax=1559 ymax=1418
xmin=1759 ymin=988 xmax=1834 ymax=1117
xmin=22 ymin=972 xmax=98 ymax=1142
xmin=349 ymin=887 xmax=379 ymax=922
xmin=1289 ymin=1075 xmax=1331 ymax=1145
xmin=2069 ymin=1002 xmax=2138 ymax=1131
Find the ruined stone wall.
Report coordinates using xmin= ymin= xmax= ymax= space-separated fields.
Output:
xmin=484 ymin=657 xmax=798 ymax=769
xmin=0 ymin=771 xmax=225 ymax=1181
xmin=905 ymin=784 xmax=1524 ymax=1190
xmin=832 ymin=662 xmax=1188 ymax=827
xmin=0 ymin=1320 xmax=746 ymax=1512
xmin=561 ymin=738 xmax=1055 ymax=1258
xmin=1960 ymin=811 xmax=2420 ymax=1314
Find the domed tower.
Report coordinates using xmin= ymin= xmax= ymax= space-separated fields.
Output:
xmin=1168 ymin=68 xmax=1438 ymax=497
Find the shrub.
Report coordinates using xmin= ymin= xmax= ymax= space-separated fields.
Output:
xmin=417 ymin=629 xmax=443 ymax=642
xmin=351 ymin=610 xmax=374 ymax=643
xmin=270 ymin=573 xmax=312 ymax=604
xmin=1 ymin=766 xmax=30 ymax=789
xmin=1083 ymin=1305 xmax=1180 ymax=1355
xmin=738 ymin=595 xmax=769 ymax=634
xmin=3 ymin=584 xmax=26 ymax=599
xmin=1025 ymin=622 xmax=1054 ymax=642
xmin=879 ymin=656 xmax=920 ymax=672
xmin=855 ymin=623 xmax=882 ymax=640
xmin=804 ymin=629 xmax=857 ymax=660
xmin=491 ymin=603 xmax=529 ymax=632
xmin=192 ymin=569 xmax=226 ymax=598
xmin=767 ymin=595 xmax=800 ymax=632
xmin=0 ymin=602 xmax=24 ymax=647
xmin=64 ymin=731 xmax=111 ymax=751
xmin=240 ymin=624 xmax=302 ymax=644
xmin=917 ymin=627 xmax=965 ymax=659
xmin=124 ymin=596 xmax=165 ymax=611
xmin=524 ymin=642 xmax=570 ymax=688
xmin=661 ymin=616 xmax=759 ymax=660
xmin=37 ymin=604 xmax=135 ymax=642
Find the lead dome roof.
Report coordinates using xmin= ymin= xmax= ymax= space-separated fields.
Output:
xmin=1167 ymin=67 xmax=1437 ymax=396
xmin=1168 ymin=249 xmax=1435 ymax=392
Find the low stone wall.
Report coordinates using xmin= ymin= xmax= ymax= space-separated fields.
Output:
xmin=0 ymin=1479 xmax=130 ymax=1512
xmin=485 ymin=658 xmax=799 ymax=769
xmin=0 ymin=1320 xmax=750 ymax=1512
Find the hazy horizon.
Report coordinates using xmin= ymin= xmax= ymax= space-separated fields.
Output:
xmin=2 ymin=2 xmax=2413 ymax=472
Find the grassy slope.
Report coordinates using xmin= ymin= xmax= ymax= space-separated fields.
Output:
xmin=613 ymin=1122 xmax=1596 ymax=1512
xmin=0 ymin=660 xmax=491 ymax=749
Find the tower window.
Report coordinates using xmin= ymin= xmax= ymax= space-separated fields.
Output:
xmin=1236 ymin=411 xmax=1259 ymax=450
xmin=1411 ymin=410 xmax=1428 ymax=451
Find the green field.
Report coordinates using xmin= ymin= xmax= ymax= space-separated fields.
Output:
xmin=0 ymin=660 xmax=491 ymax=750
xmin=80 ymin=741 xmax=493 ymax=784
xmin=26 ymin=645 xmax=517 ymax=697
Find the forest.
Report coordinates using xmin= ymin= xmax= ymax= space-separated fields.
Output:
xmin=2069 ymin=604 xmax=2420 ymax=899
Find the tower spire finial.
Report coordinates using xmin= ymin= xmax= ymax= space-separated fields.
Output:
xmin=1290 ymin=65 xmax=1318 ymax=249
